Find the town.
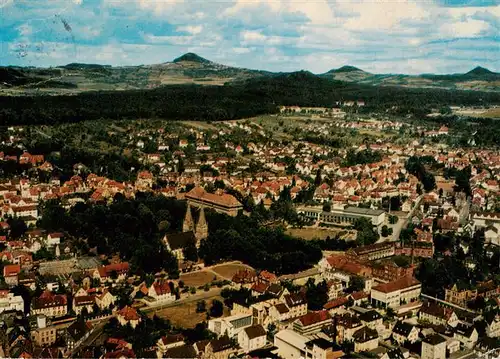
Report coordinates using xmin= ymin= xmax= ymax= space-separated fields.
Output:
xmin=0 ymin=105 xmax=499 ymax=359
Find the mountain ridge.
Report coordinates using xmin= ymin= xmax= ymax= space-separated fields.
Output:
xmin=1 ymin=52 xmax=498 ymax=94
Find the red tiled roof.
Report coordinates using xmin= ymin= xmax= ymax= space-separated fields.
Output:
xmin=372 ymin=276 xmax=420 ymax=294
xmin=324 ymin=296 xmax=349 ymax=310
xmin=98 ymin=262 xmax=130 ymax=278
xmin=3 ymin=264 xmax=20 ymax=277
xmin=298 ymin=310 xmax=331 ymax=326
xmin=152 ymin=279 xmax=172 ymax=296
xmin=117 ymin=306 xmax=140 ymax=321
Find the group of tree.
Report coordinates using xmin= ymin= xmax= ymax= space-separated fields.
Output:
xmin=1 ymin=71 xmax=498 ymax=126
xmin=405 ymin=156 xmax=436 ymax=192
xmin=38 ymin=192 xmax=187 ymax=276
xmin=199 ymin=211 xmax=322 ymax=275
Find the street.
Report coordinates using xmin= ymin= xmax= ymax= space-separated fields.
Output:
xmin=383 ymin=195 xmax=423 ymax=243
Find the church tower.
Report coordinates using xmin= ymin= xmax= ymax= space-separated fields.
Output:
xmin=195 ymin=207 xmax=208 ymax=246
xmin=183 ymin=204 xmax=194 ymax=233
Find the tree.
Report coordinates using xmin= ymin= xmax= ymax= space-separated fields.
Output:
xmin=305 ymin=279 xmax=328 ymax=311
xmin=348 ymin=276 xmax=365 ymax=292
xmin=196 ymin=300 xmax=207 ymax=313
xmin=322 ymin=202 xmax=331 ymax=212
xmin=209 ymin=299 xmax=224 ymax=318
xmin=381 ymin=225 xmax=390 ymax=237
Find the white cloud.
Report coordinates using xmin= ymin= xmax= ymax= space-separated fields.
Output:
xmin=241 ymin=30 xmax=266 ymax=43
xmin=232 ymin=47 xmax=251 ymax=54
xmin=177 ymin=25 xmax=203 ymax=35
xmin=142 ymin=33 xmax=193 ymax=45
xmin=439 ymin=19 xmax=490 ymax=38
xmin=17 ymin=24 xmax=32 ymax=36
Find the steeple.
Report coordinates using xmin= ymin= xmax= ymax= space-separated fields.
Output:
xmin=195 ymin=207 xmax=208 ymax=245
xmin=183 ymin=204 xmax=194 ymax=233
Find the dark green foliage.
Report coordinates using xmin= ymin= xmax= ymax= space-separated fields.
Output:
xmin=305 ymin=278 xmax=328 ymax=310
xmin=405 ymin=156 xmax=436 ymax=192
xmin=353 ymin=217 xmax=379 ymax=245
xmin=343 ymin=149 xmax=382 ymax=167
xmin=199 ymin=212 xmax=322 ymax=275
xmin=209 ymin=299 xmax=224 ymax=318
xmin=1 ymin=73 xmax=498 ymax=126
xmin=38 ymin=193 xmax=184 ymax=275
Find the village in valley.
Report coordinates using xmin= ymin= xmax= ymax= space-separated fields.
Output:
xmin=0 ymin=104 xmax=499 ymax=359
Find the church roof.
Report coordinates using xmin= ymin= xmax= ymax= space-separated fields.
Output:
xmin=164 ymin=231 xmax=197 ymax=250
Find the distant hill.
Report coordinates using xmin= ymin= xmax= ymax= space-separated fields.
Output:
xmin=0 ymin=55 xmax=498 ymax=94
xmin=173 ymin=52 xmax=211 ymax=64
xmin=327 ymin=65 xmax=366 ymax=73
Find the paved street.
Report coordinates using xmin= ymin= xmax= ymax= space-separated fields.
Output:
xmin=141 ymin=286 xmax=225 ymax=314
xmin=388 ymin=195 xmax=423 ymax=243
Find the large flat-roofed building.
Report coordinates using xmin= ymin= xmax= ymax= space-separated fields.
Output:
xmin=208 ymin=313 xmax=253 ymax=338
xmin=297 ymin=205 xmax=386 ymax=227
xmin=371 ymin=276 xmax=421 ymax=309
xmin=186 ymin=186 xmax=243 ymax=216
xmin=346 ymin=242 xmax=395 ymax=262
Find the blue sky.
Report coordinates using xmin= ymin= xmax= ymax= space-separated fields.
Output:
xmin=0 ymin=0 xmax=498 ymax=74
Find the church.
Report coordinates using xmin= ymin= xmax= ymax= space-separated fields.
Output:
xmin=162 ymin=204 xmax=208 ymax=262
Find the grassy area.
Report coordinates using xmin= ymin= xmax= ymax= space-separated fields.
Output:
xmin=180 ymin=271 xmax=220 ymax=287
xmin=212 ymin=263 xmax=254 ymax=279
xmin=148 ymin=297 xmax=227 ymax=328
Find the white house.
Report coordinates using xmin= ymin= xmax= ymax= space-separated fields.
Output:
xmin=237 ymin=325 xmax=267 ymax=353
xmin=208 ymin=313 xmax=253 ymax=339
xmin=0 ymin=290 xmax=24 ymax=313
xmin=148 ymin=280 xmax=176 ymax=303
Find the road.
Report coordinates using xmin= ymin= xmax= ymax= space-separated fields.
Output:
xmin=66 ymin=320 xmax=107 ymax=358
xmin=388 ymin=195 xmax=423 ymax=242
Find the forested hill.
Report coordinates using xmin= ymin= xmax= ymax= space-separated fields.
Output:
xmin=1 ymin=73 xmax=499 ymax=126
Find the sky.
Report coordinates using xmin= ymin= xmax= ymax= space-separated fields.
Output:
xmin=0 ymin=0 xmax=498 ymax=74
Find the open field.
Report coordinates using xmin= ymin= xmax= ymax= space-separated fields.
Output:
xmin=148 ymin=297 xmax=227 ymax=328
xmin=180 ymin=121 xmax=218 ymax=130
xmin=476 ymin=108 xmax=500 ymax=118
xmin=286 ymin=227 xmax=355 ymax=241
xmin=211 ymin=263 xmax=254 ymax=279
xmin=180 ymin=271 xmax=220 ymax=287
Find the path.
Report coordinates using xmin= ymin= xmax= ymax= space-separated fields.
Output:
xmin=141 ymin=287 xmax=224 ymax=314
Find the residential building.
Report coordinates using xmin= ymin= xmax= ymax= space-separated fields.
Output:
xmin=335 ymin=313 xmax=364 ymax=343
xmin=392 ymin=321 xmax=420 ymax=344
xmin=486 ymin=315 xmax=500 ymax=338
xmin=30 ymin=315 xmax=57 ymax=347
xmin=116 ymin=306 xmax=141 ymax=329
xmin=353 ymin=327 xmax=379 ymax=353
xmin=237 ymin=324 xmax=267 ymax=353
xmin=444 ymin=284 xmax=477 ymax=307
xmin=94 ymin=262 xmax=130 ymax=283
xmin=95 ymin=289 xmax=116 ymax=310
xmin=63 ymin=320 xmax=93 ymax=353
xmin=3 ymin=264 xmax=21 ymax=286
xmin=371 ymin=276 xmax=421 ymax=309
xmin=31 ymin=291 xmax=68 ymax=318
xmin=274 ymin=329 xmax=309 ymax=359
xmin=419 ymin=302 xmax=459 ymax=328
xmin=421 ymin=334 xmax=446 ymax=359
xmin=293 ymin=310 xmax=332 ymax=335
xmin=284 ymin=293 xmax=308 ymax=319
xmin=0 ymin=290 xmax=24 ymax=313
xmin=453 ymin=323 xmax=478 ymax=349
xmin=148 ymin=279 xmax=176 ymax=303
xmin=73 ymin=296 xmax=95 ymax=316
